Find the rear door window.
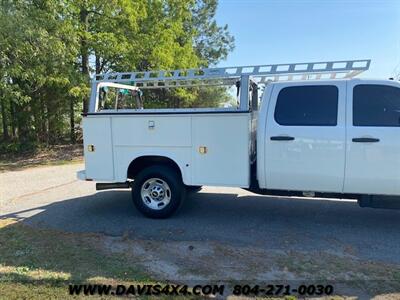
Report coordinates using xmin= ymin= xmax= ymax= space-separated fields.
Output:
xmin=353 ymin=84 xmax=400 ymax=127
xmin=274 ymin=85 xmax=338 ymax=126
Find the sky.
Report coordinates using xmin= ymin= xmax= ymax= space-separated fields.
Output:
xmin=215 ymin=0 xmax=400 ymax=79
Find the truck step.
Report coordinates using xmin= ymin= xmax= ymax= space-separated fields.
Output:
xmin=358 ymin=195 xmax=400 ymax=209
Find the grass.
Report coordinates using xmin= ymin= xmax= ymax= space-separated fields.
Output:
xmin=0 ymin=219 xmax=219 ymax=299
xmin=273 ymin=251 xmax=400 ymax=296
xmin=1 ymin=220 xmax=399 ymax=299
xmin=0 ymin=218 xmax=153 ymax=299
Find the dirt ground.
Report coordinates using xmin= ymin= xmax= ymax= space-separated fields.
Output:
xmin=0 ymin=144 xmax=83 ymax=172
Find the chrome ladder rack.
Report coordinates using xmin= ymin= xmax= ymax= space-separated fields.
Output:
xmin=88 ymin=59 xmax=370 ymax=112
xmin=94 ymin=59 xmax=371 ymax=89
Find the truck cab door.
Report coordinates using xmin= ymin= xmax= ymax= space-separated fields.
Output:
xmin=264 ymin=82 xmax=346 ymax=193
xmin=344 ymin=81 xmax=400 ymax=195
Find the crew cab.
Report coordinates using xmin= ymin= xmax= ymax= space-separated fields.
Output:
xmin=77 ymin=59 xmax=400 ymax=218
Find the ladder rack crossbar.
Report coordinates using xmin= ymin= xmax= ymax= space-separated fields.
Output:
xmin=132 ymin=78 xmax=238 ymax=89
xmin=94 ymin=59 xmax=370 ymax=85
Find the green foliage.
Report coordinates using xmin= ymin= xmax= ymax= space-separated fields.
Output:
xmin=0 ymin=0 xmax=234 ymax=152
xmin=0 ymin=141 xmax=37 ymax=154
xmin=191 ymin=0 xmax=235 ymax=65
xmin=140 ymin=86 xmax=237 ymax=109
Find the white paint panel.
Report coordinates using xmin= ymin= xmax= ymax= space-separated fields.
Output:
xmin=113 ymin=146 xmax=192 ymax=184
xmin=83 ymin=117 xmax=114 ymax=181
xmin=264 ymin=81 xmax=346 ymax=192
xmin=84 ymin=113 xmax=251 ymax=186
xmin=344 ymin=80 xmax=400 ymax=195
xmin=192 ymin=114 xmax=250 ymax=187
xmin=112 ymin=116 xmax=191 ymax=147
xmin=256 ymin=85 xmax=274 ymax=189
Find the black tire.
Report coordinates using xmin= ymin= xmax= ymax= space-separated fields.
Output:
xmin=186 ymin=185 xmax=202 ymax=193
xmin=131 ymin=165 xmax=185 ymax=218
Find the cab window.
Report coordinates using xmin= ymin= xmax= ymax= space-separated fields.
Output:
xmin=98 ymin=87 xmax=143 ymax=111
xmin=353 ymin=84 xmax=400 ymax=127
xmin=274 ymin=85 xmax=338 ymax=126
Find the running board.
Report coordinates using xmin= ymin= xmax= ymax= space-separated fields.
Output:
xmin=358 ymin=195 xmax=400 ymax=209
xmin=96 ymin=182 xmax=131 ymax=191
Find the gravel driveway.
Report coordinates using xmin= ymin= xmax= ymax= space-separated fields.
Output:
xmin=1 ymin=163 xmax=400 ymax=299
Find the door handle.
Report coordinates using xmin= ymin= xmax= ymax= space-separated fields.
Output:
xmin=270 ymin=136 xmax=295 ymax=141
xmin=352 ymin=137 xmax=380 ymax=143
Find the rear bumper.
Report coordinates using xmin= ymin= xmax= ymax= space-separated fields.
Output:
xmin=76 ymin=170 xmax=87 ymax=181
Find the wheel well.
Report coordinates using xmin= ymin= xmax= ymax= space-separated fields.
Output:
xmin=127 ymin=156 xmax=183 ymax=180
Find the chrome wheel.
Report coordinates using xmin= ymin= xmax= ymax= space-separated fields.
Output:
xmin=140 ymin=178 xmax=171 ymax=210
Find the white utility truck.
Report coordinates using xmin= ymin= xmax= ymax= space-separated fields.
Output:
xmin=77 ymin=59 xmax=400 ymax=218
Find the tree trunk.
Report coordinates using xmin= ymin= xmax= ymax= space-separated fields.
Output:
xmin=80 ymin=7 xmax=90 ymax=113
xmin=44 ymin=100 xmax=49 ymax=146
xmin=39 ymin=97 xmax=46 ymax=143
xmin=32 ymin=96 xmax=40 ymax=143
xmin=70 ymin=97 xmax=75 ymax=143
xmin=15 ymin=105 xmax=25 ymax=144
xmin=10 ymin=100 xmax=16 ymax=139
xmin=95 ymin=54 xmax=101 ymax=74
xmin=1 ymin=97 xmax=9 ymax=141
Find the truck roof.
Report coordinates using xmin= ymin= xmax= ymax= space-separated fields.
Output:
xmin=268 ymin=77 xmax=398 ymax=86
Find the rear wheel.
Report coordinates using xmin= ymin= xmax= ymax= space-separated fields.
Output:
xmin=132 ymin=165 xmax=184 ymax=218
